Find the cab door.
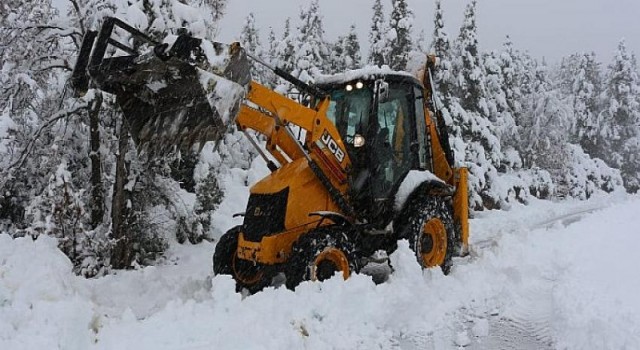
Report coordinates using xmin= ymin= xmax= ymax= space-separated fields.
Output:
xmin=370 ymin=81 xmax=418 ymax=199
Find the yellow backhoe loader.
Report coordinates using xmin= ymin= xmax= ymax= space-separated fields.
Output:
xmin=71 ymin=17 xmax=469 ymax=292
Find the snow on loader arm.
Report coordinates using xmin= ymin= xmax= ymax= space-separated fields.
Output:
xmin=70 ymin=17 xmax=250 ymax=153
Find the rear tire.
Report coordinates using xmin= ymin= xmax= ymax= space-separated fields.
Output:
xmin=396 ymin=196 xmax=455 ymax=274
xmin=286 ymin=228 xmax=360 ymax=290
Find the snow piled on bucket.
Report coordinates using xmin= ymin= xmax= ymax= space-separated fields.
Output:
xmin=1 ymin=193 xmax=640 ymax=349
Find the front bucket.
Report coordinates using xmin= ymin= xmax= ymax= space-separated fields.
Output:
xmin=115 ymin=56 xmax=246 ymax=153
xmin=87 ymin=35 xmax=249 ymax=153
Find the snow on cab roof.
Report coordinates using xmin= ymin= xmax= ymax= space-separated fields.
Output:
xmin=315 ymin=65 xmax=416 ymax=85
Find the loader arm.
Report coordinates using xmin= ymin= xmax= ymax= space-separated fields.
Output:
xmin=236 ymin=81 xmax=355 ymax=217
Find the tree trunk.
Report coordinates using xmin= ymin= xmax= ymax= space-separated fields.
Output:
xmin=111 ymin=119 xmax=132 ymax=269
xmin=89 ymin=92 xmax=104 ymax=229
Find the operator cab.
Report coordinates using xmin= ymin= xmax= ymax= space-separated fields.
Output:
xmin=314 ymin=72 xmax=432 ymax=226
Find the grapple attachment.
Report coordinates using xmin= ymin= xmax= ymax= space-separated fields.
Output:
xmin=71 ymin=17 xmax=250 ymax=153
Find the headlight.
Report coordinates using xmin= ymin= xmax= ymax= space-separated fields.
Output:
xmin=355 ymin=81 xmax=364 ymax=89
xmin=353 ymin=134 xmax=365 ymax=148
xmin=345 ymin=84 xmax=353 ymax=91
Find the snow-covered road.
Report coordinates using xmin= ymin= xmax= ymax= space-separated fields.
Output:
xmin=1 ymin=193 xmax=639 ymax=350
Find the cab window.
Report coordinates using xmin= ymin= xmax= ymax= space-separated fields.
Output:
xmin=371 ymin=82 xmax=414 ymax=197
xmin=325 ymin=86 xmax=372 ymax=144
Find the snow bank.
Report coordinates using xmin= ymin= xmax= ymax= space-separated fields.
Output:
xmin=2 ymin=194 xmax=639 ymax=349
xmin=0 ymin=234 xmax=94 ymax=350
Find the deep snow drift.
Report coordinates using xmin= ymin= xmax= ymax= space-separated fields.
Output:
xmin=1 ymin=193 xmax=639 ymax=349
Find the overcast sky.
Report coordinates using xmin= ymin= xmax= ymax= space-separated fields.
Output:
xmin=217 ymin=0 xmax=640 ymax=64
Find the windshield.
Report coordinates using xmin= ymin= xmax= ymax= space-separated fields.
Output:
xmin=324 ymin=85 xmax=373 ymax=143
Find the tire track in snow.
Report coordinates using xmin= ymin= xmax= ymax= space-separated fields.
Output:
xmin=463 ymin=205 xmax=605 ymax=349
xmin=486 ymin=279 xmax=555 ymax=350
xmin=534 ymin=206 xmax=604 ymax=229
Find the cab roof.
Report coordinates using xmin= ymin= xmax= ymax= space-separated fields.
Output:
xmin=314 ymin=66 xmax=420 ymax=87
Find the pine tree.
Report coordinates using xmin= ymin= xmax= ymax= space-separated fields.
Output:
xmin=560 ymin=52 xmax=603 ymax=156
xmin=518 ymin=61 xmax=572 ymax=176
xmin=444 ymin=0 xmax=507 ymax=208
xmin=291 ymin=0 xmax=329 ymax=83
xmin=329 ymin=24 xmax=362 ymax=73
xmin=483 ymin=51 xmax=512 ymax=138
xmin=270 ymin=18 xmax=296 ymax=93
xmin=415 ymin=30 xmax=427 ymax=53
xmin=264 ymin=27 xmax=280 ymax=88
xmin=499 ymin=37 xmax=526 ymax=128
xmin=600 ymin=40 xmax=640 ymax=192
xmin=204 ymin=0 xmax=227 ymax=26
xmin=238 ymin=12 xmax=268 ymax=83
xmin=455 ymin=0 xmax=485 ymax=114
xmin=386 ymin=0 xmax=414 ymax=70
xmin=368 ymin=0 xmax=386 ymax=67
xmin=431 ymin=0 xmax=449 ymax=58
xmin=239 ymin=13 xmax=260 ymax=55
xmin=430 ymin=0 xmax=453 ymax=103
xmin=278 ymin=18 xmax=295 ymax=72
xmin=494 ymin=37 xmax=528 ymax=168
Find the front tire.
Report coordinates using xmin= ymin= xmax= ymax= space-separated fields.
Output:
xmin=396 ymin=196 xmax=455 ymax=274
xmin=286 ymin=228 xmax=360 ymax=289
xmin=213 ymin=226 xmax=241 ymax=276
xmin=212 ymin=225 xmax=268 ymax=293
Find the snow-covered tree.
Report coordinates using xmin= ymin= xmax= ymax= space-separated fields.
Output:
xmin=368 ymin=0 xmax=386 ymax=67
xmin=386 ymin=0 xmax=414 ymax=70
xmin=441 ymin=1 xmax=510 ymax=208
xmin=276 ymin=18 xmax=295 ymax=72
xmin=559 ymin=52 xmax=603 ymax=157
xmin=483 ymin=50 xmax=517 ymax=160
xmin=116 ymin=0 xmax=223 ymax=40
xmin=269 ymin=18 xmax=296 ymax=93
xmin=238 ymin=12 xmax=268 ymax=83
xmin=415 ymin=30 xmax=427 ymax=53
xmin=600 ymin=40 xmax=640 ymax=192
xmin=239 ymin=12 xmax=260 ymax=55
xmin=430 ymin=0 xmax=449 ymax=57
xmin=454 ymin=0 xmax=485 ymax=114
xmin=262 ymin=27 xmax=280 ymax=88
xmin=518 ymin=62 xmax=573 ymax=174
xmin=498 ymin=37 xmax=527 ymax=142
xmin=429 ymin=0 xmax=454 ymax=104
xmin=291 ymin=0 xmax=329 ymax=83
xmin=329 ymin=24 xmax=362 ymax=73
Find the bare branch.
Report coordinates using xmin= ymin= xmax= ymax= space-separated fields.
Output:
xmin=35 ymin=64 xmax=72 ymax=72
xmin=68 ymin=0 xmax=86 ymax=34
xmin=6 ymin=103 xmax=88 ymax=171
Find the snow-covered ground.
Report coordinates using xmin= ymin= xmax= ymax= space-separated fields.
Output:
xmin=2 ymin=192 xmax=639 ymax=350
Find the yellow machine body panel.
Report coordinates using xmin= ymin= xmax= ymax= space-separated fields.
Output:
xmin=237 ymin=158 xmax=345 ymax=264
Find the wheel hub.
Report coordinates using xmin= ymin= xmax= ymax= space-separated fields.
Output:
xmin=315 ymin=260 xmax=339 ymax=281
xmin=312 ymin=248 xmax=350 ymax=281
xmin=420 ymin=233 xmax=434 ymax=254
xmin=419 ymin=218 xmax=447 ymax=268
xmin=232 ymin=253 xmax=264 ymax=285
